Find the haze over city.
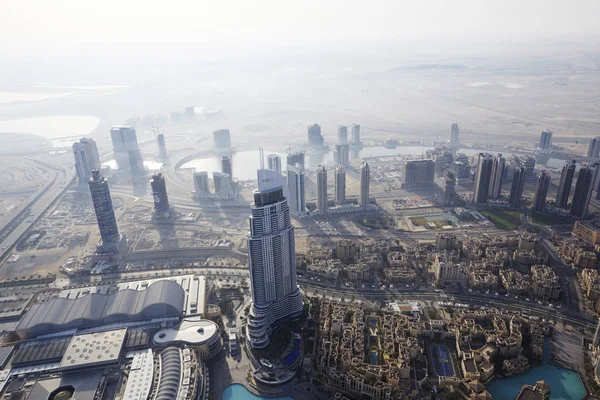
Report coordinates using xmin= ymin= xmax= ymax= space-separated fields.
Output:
xmin=1 ymin=2 xmax=600 ymax=400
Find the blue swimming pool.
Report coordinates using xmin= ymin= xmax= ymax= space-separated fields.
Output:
xmin=222 ymin=384 xmax=295 ymax=400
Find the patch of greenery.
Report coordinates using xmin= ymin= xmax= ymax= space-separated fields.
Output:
xmin=480 ymin=209 xmax=522 ymax=230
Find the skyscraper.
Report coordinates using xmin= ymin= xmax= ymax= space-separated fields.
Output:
xmin=88 ymin=170 xmax=120 ymax=253
xmin=402 ymin=159 xmax=435 ymax=188
xmin=444 ymin=171 xmax=457 ymax=204
xmin=316 ymin=165 xmax=328 ymax=213
xmin=334 ymin=143 xmax=349 ymax=165
xmin=450 ymin=123 xmax=460 ymax=144
xmin=157 ymin=133 xmax=168 ymax=161
xmin=334 ymin=165 xmax=346 ymax=205
xmin=509 ymin=166 xmax=526 ymax=209
xmin=473 ymin=153 xmax=494 ymax=205
xmin=128 ymin=149 xmax=144 ymax=173
xmin=570 ymin=164 xmax=597 ymax=219
xmin=286 ymin=151 xmax=305 ymax=169
xmin=150 ymin=173 xmax=169 ymax=212
xmin=359 ymin=162 xmax=370 ymax=211
xmin=287 ymin=163 xmax=306 ymax=214
xmin=72 ymin=138 xmax=101 ymax=182
xmin=307 ymin=124 xmax=324 ymax=147
xmin=111 ymin=126 xmax=139 ymax=170
xmin=538 ymin=130 xmax=553 ymax=152
xmin=556 ymin=160 xmax=576 ymax=209
xmin=533 ymin=171 xmax=550 ymax=211
xmin=221 ymin=156 xmax=233 ymax=177
xmin=489 ymin=154 xmax=505 ymax=199
xmin=588 ymin=137 xmax=600 ymax=159
xmin=246 ymin=169 xmax=303 ymax=349
xmin=193 ymin=171 xmax=210 ymax=194
xmin=213 ymin=129 xmax=231 ymax=149
xmin=267 ymin=154 xmax=282 ymax=175
xmin=213 ymin=172 xmax=232 ymax=194
xmin=337 ymin=125 xmax=348 ymax=143
xmin=351 ymin=124 xmax=361 ymax=146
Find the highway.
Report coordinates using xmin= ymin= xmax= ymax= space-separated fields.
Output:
xmin=0 ymin=164 xmax=75 ymax=263
xmin=76 ymin=265 xmax=597 ymax=331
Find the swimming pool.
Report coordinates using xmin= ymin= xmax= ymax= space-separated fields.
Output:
xmin=222 ymin=384 xmax=295 ymax=400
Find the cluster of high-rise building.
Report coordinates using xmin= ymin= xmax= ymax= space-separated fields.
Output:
xmin=554 ymin=159 xmax=600 ymax=218
xmin=314 ymin=162 xmax=370 ymax=214
xmin=193 ymin=171 xmax=234 ymax=200
xmin=307 ymin=123 xmax=361 ymax=149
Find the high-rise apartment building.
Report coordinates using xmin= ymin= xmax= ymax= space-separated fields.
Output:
xmin=473 ymin=153 xmax=494 ymax=205
xmin=150 ymin=173 xmax=170 ymax=212
xmin=351 ymin=124 xmax=361 ymax=146
xmin=589 ymin=137 xmax=600 ymax=159
xmin=509 ymin=166 xmax=526 ymax=208
xmin=334 ymin=143 xmax=349 ymax=166
xmin=334 ymin=165 xmax=346 ymax=205
xmin=286 ymin=151 xmax=305 ymax=169
xmin=308 ymin=124 xmax=324 ymax=147
xmin=556 ymin=160 xmax=576 ymax=209
xmin=267 ymin=154 xmax=282 ymax=175
xmin=213 ymin=172 xmax=232 ymax=194
xmin=489 ymin=154 xmax=505 ymax=199
xmin=359 ymin=162 xmax=370 ymax=211
xmin=538 ymin=130 xmax=553 ymax=151
xmin=111 ymin=126 xmax=139 ymax=170
xmin=157 ymin=134 xmax=168 ymax=161
xmin=533 ymin=171 xmax=550 ymax=211
xmin=88 ymin=170 xmax=120 ymax=253
xmin=193 ymin=171 xmax=210 ymax=194
xmin=337 ymin=125 xmax=348 ymax=144
xmin=221 ymin=156 xmax=233 ymax=177
xmin=73 ymin=138 xmax=101 ymax=182
xmin=213 ymin=129 xmax=231 ymax=149
xmin=316 ymin=165 xmax=328 ymax=214
xmin=128 ymin=149 xmax=144 ymax=173
xmin=287 ymin=164 xmax=306 ymax=214
xmin=570 ymin=163 xmax=597 ymax=219
xmin=246 ymin=170 xmax=303 ymax=349
xmin=450 ymin=123 xmax=460 ymax=144
xmin=402 ymin=159 xmax=435 ymax=188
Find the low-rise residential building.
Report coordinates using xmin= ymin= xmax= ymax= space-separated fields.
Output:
xmin=573 ymin=220 xmax=600 ymax=245
xmin=582 ymin=268 xmax=600 ymax=302
xmin=500 ymin=269 xmax=531 ymax=294
xmin=530 ymin=265 xmax=560 ymax=300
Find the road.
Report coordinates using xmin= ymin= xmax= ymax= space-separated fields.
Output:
xmin=0 ymin=165 xmax=75 ymax=263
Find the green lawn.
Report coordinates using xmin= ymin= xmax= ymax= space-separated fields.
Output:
xmin=480 ymin=209 xmax=522 ymax=230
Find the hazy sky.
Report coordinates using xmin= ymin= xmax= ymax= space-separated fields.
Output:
xmin=2 ymin=0 xmax=599 ymax=51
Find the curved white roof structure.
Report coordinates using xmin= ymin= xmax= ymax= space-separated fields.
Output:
xmin=17 ymin=280 xmax=185 ymax=338
xmin=154 ymin=317 xmax=219 ymax=347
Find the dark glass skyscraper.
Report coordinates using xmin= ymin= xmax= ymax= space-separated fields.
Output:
xmin=556 ymin=160 xmax=576 ymax=209
xmin=570 ymin=164 xmax=597 ymax=218
xmin=473 ymin=153 xmax=493 ymax=205
xmin=509 ymin=166 xmax=526 ymax=208
xmin=88 ymin=170 xmax=120 ymax=252
xmin=150 ymin=173 xmax=170 ymax=212
xmin=532 ymin=171 xmax=550 ymax=211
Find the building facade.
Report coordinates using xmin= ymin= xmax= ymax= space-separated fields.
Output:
xmin=351 ymin=124 xmax=361 ymax=146
xmin=450 ymin=123 xmax=460 ymax=144
xmin=72 ymin=138 xmax=101 ymax=182
xmin=538 ymin=130 xmax=552 ymax=152
xmin=213 ymin=129 xmax=231 ymax=148
xmin=589 ymin=136 xmax=600 ymax=159
xmin=267 ymin=154 xmax=282 ymax=175
xmin=532 ymin=171 xmax=550 ymax=211
xmin=335 ymin=165 xmax=346 ymax=205
xmin=246 ymin=170 xmax=303 ymax=349
xmin=88 ymin=170 xmax=121 ymax=252
xmin=110 ymin=126 xmax=139 ymax=170
xmin=287 ymin=163 xmax=306 ymax=214
xmin=473 ymin=153 xmax=493 ymax=205
xmin=402 ymin=159 xmax=435 ymax=188
xmin=317 ymin=165 xmax=328 ymax=214
xmin=150 ymin=173 xmax=170 ymax=212
xmin=570 ymin=163 xmax=597 ymax=218
xmin=489 ymin=154 xmax=505 ymax=199
xmin=509 ymin=166 xmax=526 ymax=209
xmin=334 ymin=143 xmax=350 ymax=166
xmin=556 ymin=160 xmax=576 ymax=208
xmin=308 ymin=124 xmax=324 ymax=147
xmin=221 ymin=156 xmax=233 ymax=177
xmin=359 ymin=162 xmax=370 ymax=211
xmin=337 ymin=125 xmax=348 ymax=143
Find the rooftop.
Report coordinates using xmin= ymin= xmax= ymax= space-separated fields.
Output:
xmin=59 ymin=328 xmax=126 ymax=370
